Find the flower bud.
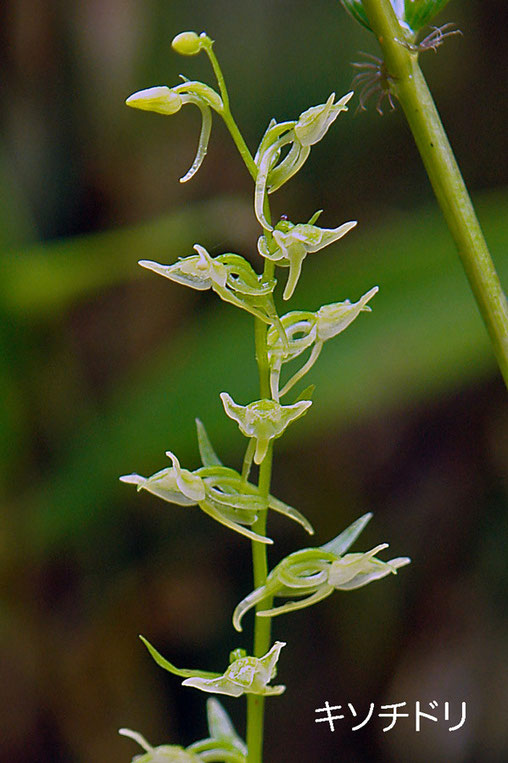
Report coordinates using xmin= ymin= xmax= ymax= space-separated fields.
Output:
xmin=171 ymin=31 xmax=203 ymax=55
xmin=125 ymin=86 xmax=182 ymax=115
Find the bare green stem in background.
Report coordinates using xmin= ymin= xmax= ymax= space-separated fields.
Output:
xmin=361 ymin=0 xmax=508 ymax=387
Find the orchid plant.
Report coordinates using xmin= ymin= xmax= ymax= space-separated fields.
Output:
xmin=121 ymin=28 xmax=410 ymax=763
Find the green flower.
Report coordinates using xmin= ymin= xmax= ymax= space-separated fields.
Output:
xmin=126 ymin=79 xmax=222 ymax=182
xmin=139 ymin=245 xmax=286 ymax=338
xmin=120 ymin=698 xmax=246 ymax=763
xmin=294 ymin=91 xmax=353 ymax=146
xmin=267 ymin=286 xmax=379 ymax=398
xmin=140 ymin=637 xmax=286 ymax=698
xmin=233 ymin=513 xmax=410 ymax=631
xmin=258 ymin=214 xmax=357 ymax=300
xmin=220 ymin=393 xmax=312 ymax=464
xmin=120 ymin=449 xmax=313 ymax=542
xmin=253 ymin=94 xmax=353 ymax=230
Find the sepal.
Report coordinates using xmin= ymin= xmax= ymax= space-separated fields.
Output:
xmin=125 ymin=86 xmax=183 ymax=115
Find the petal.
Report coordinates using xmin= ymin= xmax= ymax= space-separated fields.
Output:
xmin=165 ymin=451 xmax=206 ymax=502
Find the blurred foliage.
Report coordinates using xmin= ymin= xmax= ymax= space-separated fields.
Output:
xmin=0 ymin=0 xmax=507 ymax=761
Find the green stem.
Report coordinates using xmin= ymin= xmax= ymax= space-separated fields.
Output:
xmin=361 ymin=0 xmax=508 ymax=387
xmin=204 ymin=43 xmax=258 ymax=181
xmin=247 ymin=329 xmax=274 ymax=763
xmin=247 ymin=234 xmax=275 ymax=763
xmin=201 ymin=42 xmax=278 ymax=759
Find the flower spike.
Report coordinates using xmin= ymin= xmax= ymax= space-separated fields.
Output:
xmin=220 ymin=393 xmax=312 ymax=464
xmin=233 ymin=513 xmax=410 ymax=631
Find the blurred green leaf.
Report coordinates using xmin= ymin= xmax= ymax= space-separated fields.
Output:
xmin=1 ymin=197 xmax=255 ymax=318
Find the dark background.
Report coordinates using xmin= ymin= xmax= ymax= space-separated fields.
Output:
xmin=1 ymin=1 xmax=507 ymax=761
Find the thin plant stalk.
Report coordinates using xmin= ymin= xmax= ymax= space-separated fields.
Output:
xmin=209 ymin=50 xmax=276 ymax=760
xmin=361 ymin=0 xmax=508 ymax=387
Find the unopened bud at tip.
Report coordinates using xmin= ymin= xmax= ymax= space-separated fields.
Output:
xmin=172 ymin=31 xmax=204 ymax=55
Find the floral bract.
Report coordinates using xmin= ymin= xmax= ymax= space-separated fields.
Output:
xmin=233 ymin=513 xmax=411 ymax=631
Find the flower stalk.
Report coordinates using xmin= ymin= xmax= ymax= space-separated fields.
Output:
xmin=359 ymin=0 xmax=508 ymax=387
